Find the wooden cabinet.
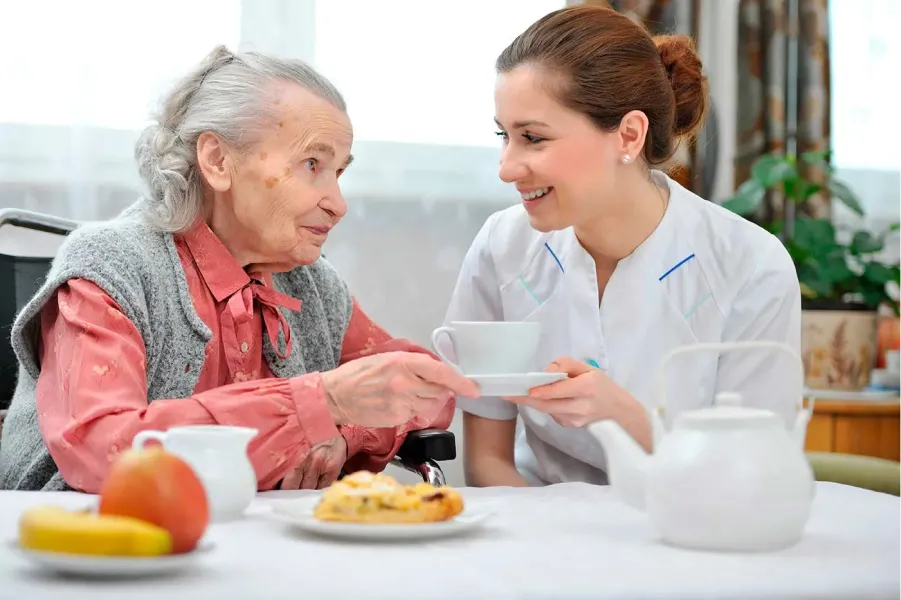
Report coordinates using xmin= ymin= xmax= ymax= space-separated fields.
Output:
xmin=805 ymin=397 xmax=900 ymax=462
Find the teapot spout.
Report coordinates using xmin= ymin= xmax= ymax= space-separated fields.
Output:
xmin=588 ymin=419 xmax=652 ymax=512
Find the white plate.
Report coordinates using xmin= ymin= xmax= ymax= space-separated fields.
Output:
xmin=468 ymin=372 xmax=567 ymax=396
xmin=270 ymin=498 xmax=495 ymax=541
xmin=10 ymin=540 xmax=213 ymax=578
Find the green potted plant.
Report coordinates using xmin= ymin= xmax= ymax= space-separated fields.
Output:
xmin=723 ymin=151 xmax=900 ymax=391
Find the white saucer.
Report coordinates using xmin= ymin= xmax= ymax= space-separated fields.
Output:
xmin=10 ymin=540 xmax=213 ymax=578
xmin=468 ymin=372 xmax=567 ymax=397
xmin=270 ymin=498 xmax=495 ymax=541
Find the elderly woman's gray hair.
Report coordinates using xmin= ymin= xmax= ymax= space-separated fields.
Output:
xmin=135 ymin=45 xmax=347 ymax=233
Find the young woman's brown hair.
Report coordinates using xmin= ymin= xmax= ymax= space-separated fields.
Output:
xmin=496 ymin=5 xmax=708 ymax=167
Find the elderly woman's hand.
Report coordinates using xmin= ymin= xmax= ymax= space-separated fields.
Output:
xmin=321 ymin=352 xmax=479 ymax=428
xmin=280 ymin=436 xmax=347 ymax=490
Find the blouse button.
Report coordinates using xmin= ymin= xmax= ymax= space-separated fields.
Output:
xmin=240 ymin=341 xmax=249 ymax=353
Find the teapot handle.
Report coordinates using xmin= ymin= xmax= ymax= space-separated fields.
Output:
xmin=651 ymin=340 xmax=806 ymax=443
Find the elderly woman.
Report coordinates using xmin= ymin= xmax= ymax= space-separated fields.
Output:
xmin=0 ymin=46 xmax=478 ymax=492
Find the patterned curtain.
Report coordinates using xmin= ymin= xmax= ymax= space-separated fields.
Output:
xmin=734 ymin=0 xmax=831 ymax=221
xmin=570 ymin=0 xmax=679 ymax=27
xmin=567 ymin=0 xmax=701 ymax=193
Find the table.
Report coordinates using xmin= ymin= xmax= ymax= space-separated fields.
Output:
xmin=1 ymin=483 xmax=898 ymax=599
xmin=806 ymin=395 xmax=900 ymax=461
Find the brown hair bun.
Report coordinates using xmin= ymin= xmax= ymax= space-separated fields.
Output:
xmin=653 ymin=35 xmax=709 ymax=140
xmin=497 ymin=6 xmax=710 ymax=166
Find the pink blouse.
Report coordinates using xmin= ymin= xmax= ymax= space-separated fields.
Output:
xmin=35 ymin=222 xmax=453 ymax=493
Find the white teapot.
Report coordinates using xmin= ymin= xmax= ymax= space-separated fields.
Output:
xmin=589 ymin=341 xmax=815 ymax=552
xmin=133 ymin=425 xmax=259 ymax=523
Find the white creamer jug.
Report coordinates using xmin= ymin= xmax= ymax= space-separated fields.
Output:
xmin=133 ymin=425 xmax=258 ymax=522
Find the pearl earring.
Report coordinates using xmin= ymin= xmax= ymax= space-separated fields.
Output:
xmin=621 ymin=154 xmax=632 ymax=165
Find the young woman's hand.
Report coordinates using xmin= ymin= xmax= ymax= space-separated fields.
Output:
xmin=504 ymin=357 xmax=652 ymax=449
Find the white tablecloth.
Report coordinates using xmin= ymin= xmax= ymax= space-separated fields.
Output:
xmin=0 ymin=482 xmax=897 ymax=599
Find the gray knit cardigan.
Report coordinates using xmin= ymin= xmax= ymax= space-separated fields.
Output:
xmin=0 ymin=204 xmax=352 ymax=490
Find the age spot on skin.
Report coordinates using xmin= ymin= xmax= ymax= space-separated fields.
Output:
xmin=264 ymin=176 xmax=280 ymax=188
xmin=260 ymin=152 xmax=268 ymax=160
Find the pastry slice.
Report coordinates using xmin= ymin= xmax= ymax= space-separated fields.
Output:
xmin=313 ymin=471 xmax=464 ymax=524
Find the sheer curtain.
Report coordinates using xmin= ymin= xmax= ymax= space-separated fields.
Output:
xmin=0 ymin=0 xmax=244 ymax=221
xmin=0 ymin=0 xmax=565 ymax=484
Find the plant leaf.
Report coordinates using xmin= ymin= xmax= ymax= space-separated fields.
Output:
xmin=827 ymin=179 xmax=865 ymax=216
xmin=784 ymin=237 xmax=813 ymax=266
xmin=782 ymin=177 xmax=803 ymax=203
xmin=800 ymin=150 xmax=833 ymax=174
xmin=797 ymin=262 xmax=832 ymax=297
xmin=818 ymin=250 xmax=856 ymax=284
xmin=752 ymin=154 xmax=798 ymax=187
xmin=722 ymin=179 xmax=764 ymax=215
xmin=766 ymin=220 xmax=785 ymax=236
xmin=798 ymin=282 xmax=818 ymax=298
xmin=799 ymin=182 xmax=824 ymax=201
xmin=862 ymin=289 xmax=886 ymax=309
xmin=793 ymin=218 xmax=837 ymax=253
xmin=864 ymin=262 xmax=896 ymax=285
xmin=849 ymin=230 xmax=884 ymax=255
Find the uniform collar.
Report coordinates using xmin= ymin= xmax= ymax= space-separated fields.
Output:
xmin=623 ymin=171 xmax=685 ymax=279
xmin=558 ymin=171 xmax=693 ymax=280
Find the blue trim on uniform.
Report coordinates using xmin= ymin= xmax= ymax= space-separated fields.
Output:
xmin=658 ymin=253 xmax=696 ymax=281
xmin=683 ymin=292 xmax=712 ymax=319
xmin=544 ymin=242 xmax=565 ymax=273
xmin=519 ymin=276 xmax=542 ymax=305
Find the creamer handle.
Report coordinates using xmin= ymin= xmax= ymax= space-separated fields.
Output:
xmin=132 ymin=430 xmax=168 ymax=450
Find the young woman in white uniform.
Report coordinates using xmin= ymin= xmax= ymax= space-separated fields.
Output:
xmin=446 ymin=5 xmax=802 ymax=487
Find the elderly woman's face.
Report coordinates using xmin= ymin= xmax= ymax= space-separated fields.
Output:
xmin=200 ymin=83 xmax=353 ymax=270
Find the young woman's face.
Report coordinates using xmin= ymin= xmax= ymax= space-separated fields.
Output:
xmin=494 ymin=65 xmax=625 ymax=232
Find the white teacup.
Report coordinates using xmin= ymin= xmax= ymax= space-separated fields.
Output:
xmin=431 ymin=321 xmax=540 ymax=375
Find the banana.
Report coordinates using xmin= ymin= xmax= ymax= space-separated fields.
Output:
xmin=18 ymin=506 xmax=173 ymax=557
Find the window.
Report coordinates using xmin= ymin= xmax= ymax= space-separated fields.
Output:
xmin=0 ymin=0 xmax=242 ymax=219
xmin=315 ymin=0 xmax=561 ymax=148
xmin=310 ymin=0 xmax=564 ymax=202
xmin=0 ymin=0 xmax=564 ymax=208
xmin=828 ymin=0 xmax=900 ymax=223
xmin=0 ymin=0 xmax=242 ymax=130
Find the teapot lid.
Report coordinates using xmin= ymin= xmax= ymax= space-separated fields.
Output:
xmin=677 ymin=392 xmax=780 ymax=429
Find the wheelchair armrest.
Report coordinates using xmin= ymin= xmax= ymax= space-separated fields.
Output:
xmin=0 ymin=208 xmax=80 ymax=236
xmin=395 ymin=428 xmax=456 ymax=464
